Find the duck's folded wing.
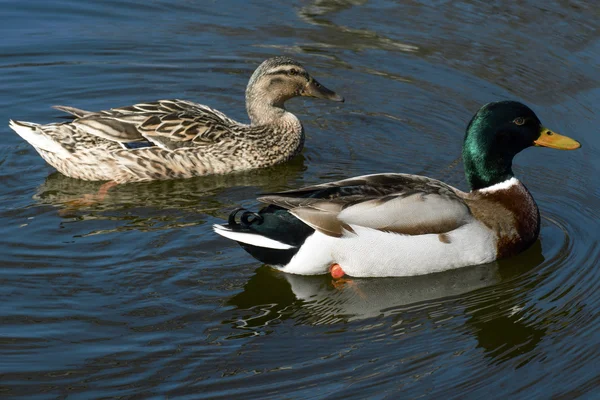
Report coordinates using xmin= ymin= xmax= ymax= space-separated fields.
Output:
xmin=56 ymin=99 xmax=227 ymax=119
xmin=105 ymin=99 xmax=235 ymax=120
xmin=261 ymin=173 xmax=460 ymax=200
xmin=136 ymin=112 xmax=234 ymax=150
xmin=258 ymin=173 xmax=471 ymax=237
xmin=71 ymin=115 xmax=149 ymax=143
xmin=68 ymin=109 xmax=236 ymax=151
xmin=54 ymin=99 xmax=239 ymax=149
xmin=53 ymin=99 xmax=206 ymax=133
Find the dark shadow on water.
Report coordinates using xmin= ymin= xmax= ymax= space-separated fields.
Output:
xmin=462 ymin=240 xmax=548 ymax=367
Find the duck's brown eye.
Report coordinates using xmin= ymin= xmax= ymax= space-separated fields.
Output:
xmin=288 ymin=69 xmax=298 ymax=76
xmin=513 ymin=117 xmax=525 ymax=125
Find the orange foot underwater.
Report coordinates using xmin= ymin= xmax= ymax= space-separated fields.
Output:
xmin=63 ymin=181 xmax=118 ymax=209
xmin=329 ymin=263 xmax=368 ymax=298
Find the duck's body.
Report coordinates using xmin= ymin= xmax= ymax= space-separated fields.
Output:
xmin=214 ymin=101 xmax=580 ymax=277
xmin=10 ymin=100 xmax=304 ymax=182
xmin=9 ymin=57 xmax=343 ymax=183
xmin=215 ymin=174 xmax=538 ymax=277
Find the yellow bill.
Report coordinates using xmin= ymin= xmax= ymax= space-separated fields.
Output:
xmin=534 ymin=127 xmax=581 ymax=150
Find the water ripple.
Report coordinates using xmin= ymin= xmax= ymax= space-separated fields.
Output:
xmin=2 ymin=0 xmax=600 ymax=398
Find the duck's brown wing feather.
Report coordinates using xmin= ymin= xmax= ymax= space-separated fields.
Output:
xmin=258 ymin=173 xmax=471 ymax=237
xmin=55 ymin=100 xmax=240 ymax=150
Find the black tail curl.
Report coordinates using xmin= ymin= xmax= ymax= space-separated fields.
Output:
xmin=221 ymin=205 xmax=314 ymax=266
xmin=228 ymin=208 xmax=264 ymax=227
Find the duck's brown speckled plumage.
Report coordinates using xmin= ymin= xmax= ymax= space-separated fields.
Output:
xmin=9 ymin=57 xmax=342 ymax=183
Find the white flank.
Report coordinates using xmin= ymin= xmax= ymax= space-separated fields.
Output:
xmin=9 ymin=120 xmax=71 ymax=157
xmin=279 ymin=218 xmax=498 ymax=277
xmin=212 ymin=224 xmax=294 ymax=250
xmin=478 ymin=177 xmax=519 ymax=193
xmin=281 ymin=231 xmax=336 ymax=275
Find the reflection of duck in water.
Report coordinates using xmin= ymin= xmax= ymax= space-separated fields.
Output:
xmin=228 ymin=265 xmax=501 ymax=326
xmin=228 ymin=240 xmax=545 ymax=324
xmin=466 ymin=300 xmax=547 ymax=366
xmin=282 ymin=264 xmax=502 ymax=322
xmin=462 ymin=240 xmax=548 ymax=365
xmin=229 ymin=240 xmax=546 ymax=370
xmin=215 ymin=102 xmax=580 ymax=277
xmin=34 ymin=156 xmax=307 ymax=213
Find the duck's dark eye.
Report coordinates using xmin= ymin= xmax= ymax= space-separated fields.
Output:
xmin=288 ymin=69 xmax=298 ymax=76
xmin=513 ymin=117 xmax=525 ymax=126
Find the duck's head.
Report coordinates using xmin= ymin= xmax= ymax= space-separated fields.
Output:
xmin=246 ymin=57 xmax=343 ymax=123
xmin=462 ymin=101 xmax=581 ymax=191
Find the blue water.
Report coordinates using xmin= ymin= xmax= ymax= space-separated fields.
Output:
xmin=2 ymin=1 xmax=600 ymax=398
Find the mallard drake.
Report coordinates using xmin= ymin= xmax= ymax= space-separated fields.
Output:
xmin=9 ymin=57 xmax=343 ymax=183
xmin=213 ymin=101 xmax=581 ymax=278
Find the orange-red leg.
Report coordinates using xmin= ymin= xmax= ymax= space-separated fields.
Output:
xmin=330 ymin=263 xmax=345 ymax=279
xmin=64 ymin=180 xmax=118 ymax=208
xmin=329 ymin=263 xmax=367 ymax=298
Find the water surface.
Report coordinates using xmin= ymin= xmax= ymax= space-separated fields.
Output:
xmin=2 ymin=1 xmax=600 ymax=398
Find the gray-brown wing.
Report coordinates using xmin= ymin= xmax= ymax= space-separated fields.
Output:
xmin=52 ymin=99 xmax=200 ymax=121
xmin=59 ymin=100 xmax=240 ymax=149
xmin=104 ymin=99 xmax=234 ymax=121
xmin=136 ymin=112 xmax=235 ymax=150
xmin=71 ymin=115 xmax=149 ymax=143
xmin=55 ymin=99 xmax=232 ymax=120
xmin=258 ymin=173 xmax=471 ymax=237
xmin=259 ymin=173 xmax=458 ymax=206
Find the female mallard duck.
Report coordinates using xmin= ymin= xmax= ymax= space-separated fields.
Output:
xmin=9 ymin=57 xmax=343 ymax=183
xmin=213 ymin=101 xmax=581 ymax=278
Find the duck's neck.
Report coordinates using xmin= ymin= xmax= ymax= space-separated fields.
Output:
xmin=246 ymin=100 xmax=286 ymax=125
xmin=245 ymin=85 xmax=297 ymax=127
xmin=463 ymin=148 xmax=514 ymax=191
xmin=462 ymin=123 xmax=515 ymax=191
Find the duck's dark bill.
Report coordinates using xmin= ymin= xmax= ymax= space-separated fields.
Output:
xmin=534 ymin=127 xmax=581 ymax=150
xmin=302 ymin=79 xmax=344 ymax=102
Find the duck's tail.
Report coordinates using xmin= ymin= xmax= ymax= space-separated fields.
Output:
xmin=213 ymin=206 xmax=314 ymax=266
xmin=8 ymin=119 xmax=71 ymax=157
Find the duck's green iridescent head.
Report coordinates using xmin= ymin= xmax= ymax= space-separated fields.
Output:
xmin=462 ymin=101 xmax=581 ymax=190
